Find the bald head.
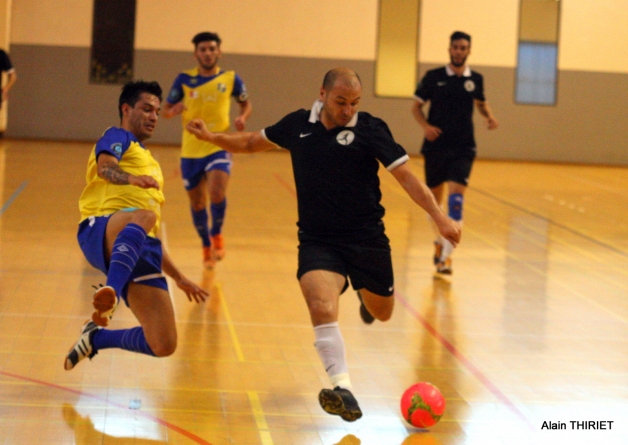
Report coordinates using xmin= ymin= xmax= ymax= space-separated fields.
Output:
xmin=322 ymin=68 xmax=362 ymax=92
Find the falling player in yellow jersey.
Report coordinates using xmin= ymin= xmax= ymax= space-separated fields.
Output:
xmin=162 ymin=32 xmax=252 ymax=269
xmin=64 ymin=80 xmax=208 ymax=371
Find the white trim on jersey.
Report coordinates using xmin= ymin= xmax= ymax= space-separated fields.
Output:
xmin=446 ymin=65 xmax=472 ymax=77
xmin=308 ymin=100 xmax=358 ymax=127
xmin=386 ymin=154 xmax=410 ymax=172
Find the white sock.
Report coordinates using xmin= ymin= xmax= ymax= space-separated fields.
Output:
xmin=439 ymin=220 xmax=462 ymax=262
xmin=314 ymin=322 xmax=352 ymax=390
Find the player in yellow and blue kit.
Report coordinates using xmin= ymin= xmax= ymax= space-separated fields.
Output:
xmin=163 ymin=32 xmax=252 ymax=269
xmin=64 ymin=80 xmax=208 ymax=371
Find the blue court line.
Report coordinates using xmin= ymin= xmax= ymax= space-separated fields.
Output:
xmin=472 ymin=187 xmax=628 ymax=259
xmin=0 ymin=181 xmax=28 ymax=217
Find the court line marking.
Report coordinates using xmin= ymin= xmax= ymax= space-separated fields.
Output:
xmin=471 ymin=187 xmax=628 ymax=258
xmin=162 ymin=223 xmax=244 ymax=361
xmin=216 ymin=282 xmax=245 ymax=362
xmin=394 ymin=291 xmax=534 ymax=430
xmin=0 ymin=370 xmax=214 ymax=444
xmin=0 ymin=181 xmax=28 ymax=217
xmin=469 ymin=196 xmax=628 ymax=291
xmin=273 ymin=173 xmax=296 ymax=197
xmin=463 ymin=224 xmax=628 ymax=325
xmin=247 ymin=391 xmax=275 ymax=445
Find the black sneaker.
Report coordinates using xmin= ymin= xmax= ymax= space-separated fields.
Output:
xmin=64 ymin=320 xmax=100 ymax=370
xmin=433 ymin=241 xmax=442 ymax=265
xmin=434 ymin=258 xmax=452 ymax=282
xmin=318 ymin=387 xmax=363 ymax=422
xmin=356 ymin=291 xmax=375 ymax=325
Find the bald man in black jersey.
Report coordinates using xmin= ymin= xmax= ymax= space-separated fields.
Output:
xmin=187 ymin=67 xmax=460 ymax=422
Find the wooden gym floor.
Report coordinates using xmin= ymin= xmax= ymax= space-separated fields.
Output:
xmin=0 ymin=139 xmax=626 ymax=444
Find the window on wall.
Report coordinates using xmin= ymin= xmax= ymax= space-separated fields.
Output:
xmin=90 ymin=0 xmax=136 ymax=84
xmin=375 ymin=0 xmax=421 ymax=98
xmin=516 ymin=42 xmax=557 ymax=105
xmin=515 ymin=0 xmax=560 ymax=105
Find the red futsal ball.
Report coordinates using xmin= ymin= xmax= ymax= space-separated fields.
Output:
xmin=400 ymin=382 xmax=446 ymax=428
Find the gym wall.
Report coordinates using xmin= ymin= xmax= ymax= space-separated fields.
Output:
xmin=5 ymin=0 xmax=628 ymax=165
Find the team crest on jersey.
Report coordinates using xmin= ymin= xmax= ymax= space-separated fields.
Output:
xmin=336 ymin=130 xmax=355 ymax=146
xmin=464 ymin=80 xmax=475 ymax=92
xmin=111 ymin=143 xmax=123 ymax=155
xmin=217 ymin=83 xmax=226 ymax=93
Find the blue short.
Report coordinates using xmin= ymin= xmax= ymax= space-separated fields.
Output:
xmin=77 ymin=215 xmax=168 ymax=305
xmin=181 ymin=151 xmax=232 ymax=190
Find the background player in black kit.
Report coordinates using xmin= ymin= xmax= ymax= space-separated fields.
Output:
xmin=412 ymin=31 xmax=499 ymax=280
xmin=187 ymin=68 xmax=461 ymax=422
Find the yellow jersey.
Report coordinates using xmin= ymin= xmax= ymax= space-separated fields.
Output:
xmin=166 ymin=67 xmax=248 ymax=158
xmin=78 ymin=127 xmax=165 ymax=237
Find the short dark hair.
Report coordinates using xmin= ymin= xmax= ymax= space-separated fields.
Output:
xmin=450 ymin=31 xmax=471 ymax=44
xmin=192 ymin=32 xmax=221 ymax=48
xmin=118 ymin=80 xmax=162 ymax=119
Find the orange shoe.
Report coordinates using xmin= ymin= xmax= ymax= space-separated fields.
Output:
xmin=211 ymin=234 xmax=225 ymax=261
xmin=91 ymin=285 xmax=118 ymax=327
xmin=203 ymin=246 xmax=216 ymax=270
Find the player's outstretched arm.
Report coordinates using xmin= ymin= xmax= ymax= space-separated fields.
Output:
xmin=97 ymin=152 xmax=160 ymax=189
xmin=161 ymin=248 xmax=208 ymax=303
xmin=390 ymin=163 xmax=461 ymax=246
xmin=186 ymin=119 xmax=276 ymax=153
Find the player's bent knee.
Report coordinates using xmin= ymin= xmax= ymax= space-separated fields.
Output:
xmin=131 ymin=209 xmax=157 ymax=232
xmin=150 ymin=338 xmax=177 ymax=357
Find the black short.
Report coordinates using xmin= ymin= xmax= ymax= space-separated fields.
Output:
xmin=423 ymin=149 xmax=476 ymax=189
xmin=297 ymin=233 xmax=394 ymax=297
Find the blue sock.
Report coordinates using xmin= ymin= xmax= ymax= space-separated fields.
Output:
xmin=191 ymin=208 xmax=211 ymax=247
xmin=92 ymin=327 xmax=155 ymax=356
xmin=448 ymin=193 xmax=463 ymax=222
xmin=107 ymin=224 xmax=146 ymax=297
xmin=210 ymin=199 xmax=226 ymax=236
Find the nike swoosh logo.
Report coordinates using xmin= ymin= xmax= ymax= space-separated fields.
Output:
xmin=437 ymin=82 xmax=447 ymax=86
xmin=300 ymin=133 xmax=312 ymax=138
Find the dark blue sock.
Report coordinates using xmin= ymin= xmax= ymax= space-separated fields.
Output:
xmin=210 ymin=199 xmax=226 ymax=236
xmin=191 ymin=208 xmax=211 ymax=247
xmin=92 ymin=327 xmax=155 ymax=356
xmin=448 ymin=193 xmax=463 ymax=221
xmin=107 ymin=223 xmax=146 ymax=297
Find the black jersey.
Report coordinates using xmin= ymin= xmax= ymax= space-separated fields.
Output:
xmin=414 ymin=66 xmax=485 ymax=153
xmin=0 ymin=49 xmax=13 ymax=73
xmin=263 ymin=101 xmax=409 ymax=239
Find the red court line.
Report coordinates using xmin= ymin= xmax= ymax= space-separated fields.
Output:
xmin=0 ymin=370 xmax=214 ymax=445
xmin=394 ymin=291 xmax=534 ymax=429
xmin=273 ymin=173 xmax=296 ymax=197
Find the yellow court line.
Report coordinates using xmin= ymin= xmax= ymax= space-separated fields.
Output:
xmin=216 ymin=282 xmax=245 ymax=362
xmin=247 ymin=391 xmax=274 ymax=445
